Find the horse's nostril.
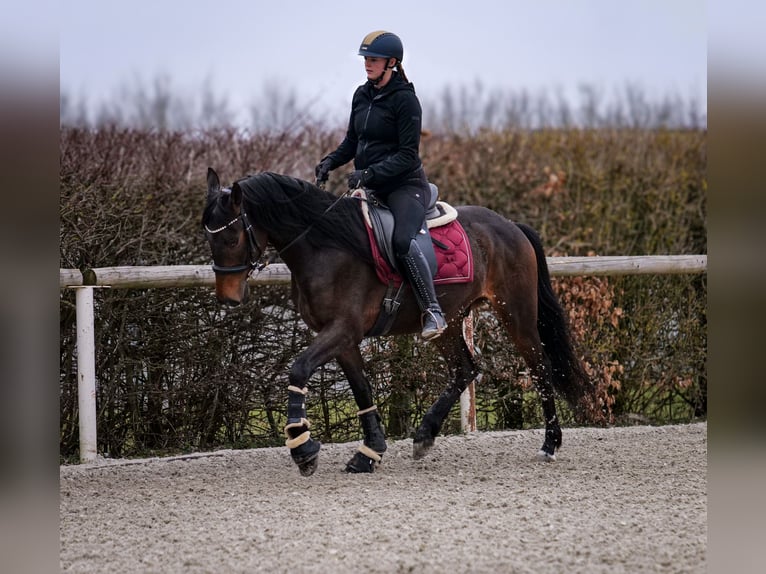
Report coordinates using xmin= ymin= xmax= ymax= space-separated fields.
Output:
xmin=219 ymin=297 xmax=241 ymax=307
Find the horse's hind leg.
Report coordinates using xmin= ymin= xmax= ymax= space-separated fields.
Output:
xmin=336 ymin=346 xmax=387 ymax=473
xmin=413 ymin=323 xmax=479 ymax=460
xmin=491 ymin=297 xmax=562 ymax=461
xmin=519 ymin=341 xmax=562 ymax=461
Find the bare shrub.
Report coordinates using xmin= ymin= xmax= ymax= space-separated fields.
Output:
xmin=60 ymin=126 xmax=705 ymax=459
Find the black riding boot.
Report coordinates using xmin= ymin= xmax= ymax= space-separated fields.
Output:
xmin=398 ymin=239 xmax=447 ymax=340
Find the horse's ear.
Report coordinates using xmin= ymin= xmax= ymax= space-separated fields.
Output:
xmin=207 ymin=167 xmax=220 ymax=199
xmin=231 ymin=181 xmax=243 ymax=208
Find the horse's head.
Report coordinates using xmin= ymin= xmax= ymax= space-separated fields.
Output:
xmin=202 ymin=168 xmax=267 ymax=306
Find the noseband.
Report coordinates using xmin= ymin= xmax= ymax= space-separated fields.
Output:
xmin=204 ymin=207 xmax=267 ymax=275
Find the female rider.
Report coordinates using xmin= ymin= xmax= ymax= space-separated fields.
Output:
xmin=315 ymin=30 xmax=447 ymax=341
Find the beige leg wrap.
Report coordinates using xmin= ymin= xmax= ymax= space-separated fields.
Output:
xmin=283 ymin=418 xmax=311 ymax=438
xmin=285 ymin=430 xmax=311 ymax=450
xmin=357 ymin=444 xmax=382 ymax=462
xmin=287 ymin=385 xmax=308 ymax=395
xmin=356 ymin=404 xmax=378 ymax=417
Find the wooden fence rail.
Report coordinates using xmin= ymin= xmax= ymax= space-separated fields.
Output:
xmin=61 ymin=255 xmax=707 ymax=463
xmin=59 ymin=255 xmax=707 ymax=288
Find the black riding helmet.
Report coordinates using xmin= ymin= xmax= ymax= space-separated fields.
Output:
xmin=358 ymin=31 xmax=404 ymax=63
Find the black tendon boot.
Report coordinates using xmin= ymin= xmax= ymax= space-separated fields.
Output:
xmin=398 ymin=239 xmax=447 ymax=340
xmin=284 ymin=385 xmax=321 ymax=476
xmin=346 ymin=407 xmax=387 ymax=473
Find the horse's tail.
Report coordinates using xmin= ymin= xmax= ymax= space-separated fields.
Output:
xmin=516 ymin=223 xmax=600 ymax=423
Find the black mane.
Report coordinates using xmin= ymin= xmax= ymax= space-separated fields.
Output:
xmin=233 ymin=172 xmax=372 ymax=263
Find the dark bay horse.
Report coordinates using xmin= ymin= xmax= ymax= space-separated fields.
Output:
xmin=202 ymin=168 xmax=597 ymax=476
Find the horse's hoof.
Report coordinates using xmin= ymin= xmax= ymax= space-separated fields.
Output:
xmin=291 ymin=439 xmax=321 ymax=476
xmin=536 ymin=449 xmax=556 ymax=462
xmin=412 ymin=438 xmax=434 ymax=460
xmin=345 ymin=451 xmax=380 ymax=473
xmin=298 ymin=455 xmax=319 ymax=476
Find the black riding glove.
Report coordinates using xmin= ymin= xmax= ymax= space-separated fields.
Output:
xmin=314 ymin=158 xmax=333 ymax=184
xmin=347 ymin=168 xmax=372 ymax=189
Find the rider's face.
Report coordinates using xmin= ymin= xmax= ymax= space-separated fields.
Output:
xmin=364 ymin=56 xmax=389 ymax=80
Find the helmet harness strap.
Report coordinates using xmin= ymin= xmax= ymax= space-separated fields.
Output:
xmin=371 ymin=58 xmax=397 ymax=87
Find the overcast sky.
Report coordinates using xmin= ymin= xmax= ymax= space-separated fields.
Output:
xmin=59 ymin=0 xmax=708 ymax=126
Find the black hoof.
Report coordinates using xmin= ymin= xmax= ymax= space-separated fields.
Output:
xmin=291 ymin=439 xmax=321 ymax=477
xmin=537 ymin=433 xmax=560 ymax=462
xmin=536 ymin=449 xmax=556 ymax=462
xmin=412 ymin=437 xmax=434 ymax=460
xmin=345 ymin=451 xmax=380 ymax=473
xmin=298 ymin=455 xmax=319 ymax=476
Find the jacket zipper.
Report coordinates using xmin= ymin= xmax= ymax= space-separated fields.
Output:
xmin=361 ymin=101 xmax=374 ymax=166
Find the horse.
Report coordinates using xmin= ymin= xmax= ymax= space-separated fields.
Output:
xmin=202 ymin=167 xmax=597 ymax=476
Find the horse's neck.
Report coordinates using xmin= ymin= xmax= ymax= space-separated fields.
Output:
xmin=267 ymin=233 xmax=314 ymax=270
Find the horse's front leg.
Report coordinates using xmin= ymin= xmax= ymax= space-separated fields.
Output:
xmin=336 ymin=346 xmax=387 ymax=473
xmin=284 ymin=327 xmax=352 ymax=476
xmin=284 ymin=384 xmax=321 ymax=477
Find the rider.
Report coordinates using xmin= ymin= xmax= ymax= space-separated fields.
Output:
xmin=315 ymin=30 xmax=447 ymax=341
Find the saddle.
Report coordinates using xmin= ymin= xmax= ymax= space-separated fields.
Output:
xmin=352 ymin=185 xmax=471 ymax=285
xmin=352 ymin=185 xmax=474 ymax=337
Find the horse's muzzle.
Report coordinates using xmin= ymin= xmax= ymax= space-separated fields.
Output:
xmin=215 ymin=277 xmax=249 ymax=306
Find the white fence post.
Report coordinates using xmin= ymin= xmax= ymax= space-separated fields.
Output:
xmin=74 ymin=286 xmax=98 ymax=463
xmin=460 ymin=312 xmax=478 ymax=433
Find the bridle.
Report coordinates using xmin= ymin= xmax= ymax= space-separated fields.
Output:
xmin=205 ymin=181 xmax=351 ymax=275
xmin=204 ymin=203 xmax=267 ymax=276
